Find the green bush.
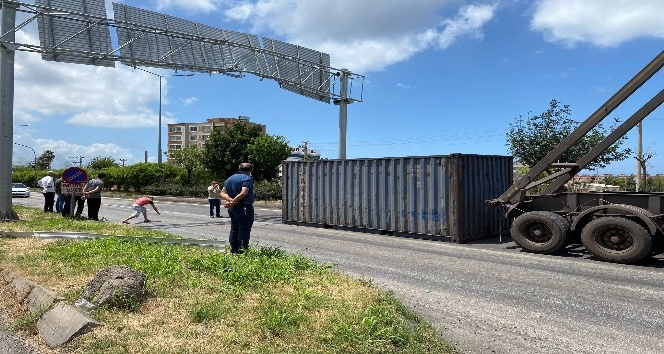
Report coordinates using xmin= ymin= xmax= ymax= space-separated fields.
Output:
xmin=144 ymin=182 xmax=209 ymax=198
xmin=255 ymin=179 xmax=282 ymax=201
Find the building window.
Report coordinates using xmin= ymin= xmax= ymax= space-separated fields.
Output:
xmin=202 ymin=125 xmax=211 ymax=132
xmin=190 ymin=126 xmax=198 ymax=132
xmin=190 ymin=135 xmax=197 ymax=141
xmin=169 ymin=126 xmax=182 ymax=132
xmin=202 ymin=135 xmax=209 ymax=140
xmin=169 ymin=136 xmax=181 ymax=141
xmin=169 ymin=144 xmax=181 ymax=150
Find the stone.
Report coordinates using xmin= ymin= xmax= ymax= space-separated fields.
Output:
xmin=11 ymin=277 xmax=36 ymax=301
xmin=37 ymin=302 xmax=101 ymax=348
xmin=1 ymin=269 xmax=15 ymax=284
xmin=25 ymin=284 xmax=64 ymax=313
xmin=78 ymin=265 xmax=146 ymax=310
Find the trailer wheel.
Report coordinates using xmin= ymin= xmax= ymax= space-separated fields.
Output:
xmin=581 ymin=217 xmax=652 ymax=264
xmin=510 ymin=211 xmax=570 ymax=254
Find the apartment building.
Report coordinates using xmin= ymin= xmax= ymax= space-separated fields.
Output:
xmin=167 ymin=116 xmax=266 ymax=160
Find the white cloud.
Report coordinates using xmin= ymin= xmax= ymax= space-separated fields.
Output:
xmin=222 ymin=1 xmax=497 ymax=72
xmin=152 ymin=0 xmax=219 ymax=13
xmin=181 ymin=97 xmax=199 ymax=105
xmin=530 ymin=0 xmax=664 ymax=47
xmin=13 ymin=135 xmax=135 ymax=168
xmin=14 ymin=30 xmax=166 ymax=129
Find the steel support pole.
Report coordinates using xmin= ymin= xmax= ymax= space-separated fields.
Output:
xmin=636 ymin=121 xmax=642 ymax=192
xmin=337 ymin=69 xmax=349 ymax=160
xmin=158 ymin=76 xmax=163 ymax=165
xmin=0 ymin=1 xmax=19 ymax=220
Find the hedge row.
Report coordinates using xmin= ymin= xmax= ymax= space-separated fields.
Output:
xmin=11 ymin=165 xmax=282 ymax=201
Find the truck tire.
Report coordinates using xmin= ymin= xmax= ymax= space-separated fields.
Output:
xmin=510 ymin=211 xmax=570 ymax=254
xmin=580 ymin=217 xmax=652 ymax=264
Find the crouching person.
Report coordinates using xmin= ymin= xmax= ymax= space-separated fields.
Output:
xmin=122 ymin=196 xmax=160 ymax=224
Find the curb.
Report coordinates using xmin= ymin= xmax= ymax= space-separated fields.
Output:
xmin=2 ymin=271 xmax=100 ymax=349
xmin=0 ymin=232 xmax=229 ymax=349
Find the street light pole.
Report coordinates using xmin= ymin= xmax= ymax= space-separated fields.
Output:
xmin=158 ymin=75 xmax=163 ymax=164
xmin=13 ymin=142 xmax=36 ymax=167
xmin=134 ymin=67 xmax=193 ymax=165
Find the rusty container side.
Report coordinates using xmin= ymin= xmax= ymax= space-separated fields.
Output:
xmin=449 ymin=154 xmax=512 ymax=242
xmin=282 ymin=154 xmax=511 ymax=241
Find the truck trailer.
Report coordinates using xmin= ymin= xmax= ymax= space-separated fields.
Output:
xmin=487 ymin=50 xmax=664 ymax=264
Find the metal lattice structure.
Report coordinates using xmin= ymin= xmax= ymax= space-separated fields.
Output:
xmin=35 ymin=0 xmax=115 ymax=67
xmin=21 ymin=0 xmax=363 ymax=103
xmin=0 ymin=0 xmax=364 ymax=220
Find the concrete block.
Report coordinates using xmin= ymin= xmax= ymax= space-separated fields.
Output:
xmin=26 ymin=285 xmax=63 ymax=313
xmin=37 ymin=302 xmax=102 ymax=348
xmin=11 ymin=277 xmax=36 ymax=301
xmin=1 ymin=269 xmax=15 ymax=284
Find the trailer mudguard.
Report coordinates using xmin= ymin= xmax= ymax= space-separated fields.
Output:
xmin=571 ymin=204 xmax=660 ymax=235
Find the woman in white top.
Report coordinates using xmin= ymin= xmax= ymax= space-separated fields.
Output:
xmin=37 ymin=171 xmax=56 ymax=212
xmin=207 ymin=181 xmax=221 ymax=218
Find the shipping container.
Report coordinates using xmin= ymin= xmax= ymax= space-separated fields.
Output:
xmin=282 ymin=154 xmax=513 ymax=242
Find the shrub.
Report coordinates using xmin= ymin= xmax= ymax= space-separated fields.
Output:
xmin=254 ymin=179 xmax=282 ymax=201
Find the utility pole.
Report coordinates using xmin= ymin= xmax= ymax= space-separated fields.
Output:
xmin=302 ymin=141 xmax=308 ymax=161
xmin=636 ymin=152 xmax=653 ymax=192
xmin=119 ymin=158 xmax=127 ymax=167
xmin=69 ymin=156 xmax=84 ymax=167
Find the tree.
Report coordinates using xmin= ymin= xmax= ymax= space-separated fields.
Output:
xmin=87 ymin=156 xmax=119 ymax=170
xmin=203 ymin=120 xmax=263 ymax=178
xmin=247 ymin=135 xmax=291 ymax=181
xmin=168 ymin=146 xmax=203 ymax=183
xmin=603 ymin=175 xmax=636 ymax=191
xmin=35 ymin=150 xmax=55 ymax=170
xmin=506 ymin=99 xmax=632 ymax=171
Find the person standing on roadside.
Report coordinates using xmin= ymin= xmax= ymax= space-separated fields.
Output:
xmin=37 ymin=171 xmax=56 ymax=213
xmin=221 ymin=163 xmax=255 ymax=254
xmin=54 ymin=175 xmax=65 ymax=213
xmin=207 ymin=180 xmax=222 ymax=218
xmin=61 ymin=193 xmax=85 ymax=217
xmin=82 ymin=172 xmax=106 ymax=221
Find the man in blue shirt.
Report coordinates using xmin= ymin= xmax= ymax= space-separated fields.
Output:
xmin=221 ymin=163 xmax=255 ymax=253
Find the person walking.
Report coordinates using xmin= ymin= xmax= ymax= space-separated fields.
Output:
xmin=207 ymin=181 xmax=222 ymax=218
xmin=221 ymin=163 xmax=255 ymax=254
xmin=82 ymin=172 xmax=106 ymax=221
xmin=37 ymin=171 xmax=56 ymax=212
xmin=121 ymin=196 xmax=160 ymax=224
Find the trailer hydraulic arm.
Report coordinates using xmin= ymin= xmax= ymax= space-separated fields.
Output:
xmin=487 ymin=50 xmax=664 ymax=207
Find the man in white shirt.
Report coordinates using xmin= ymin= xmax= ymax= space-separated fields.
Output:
xmin=37 ymin=171 xmax=56 ymax=212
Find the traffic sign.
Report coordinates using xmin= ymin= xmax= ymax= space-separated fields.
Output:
xmin=62 ymin=167 xmax=87 ymax=183
xmin=62 ymin=182 xmax=85 ymax=195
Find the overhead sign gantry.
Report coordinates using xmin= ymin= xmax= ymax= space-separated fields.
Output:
xmin=0 ymin=0 xmax=364 ymax=220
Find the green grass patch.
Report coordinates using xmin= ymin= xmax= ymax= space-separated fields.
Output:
xmin=0 ymin=206 xmax=457 ymax=354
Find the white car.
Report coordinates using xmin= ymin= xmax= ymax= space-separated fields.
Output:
xmin=11 ymin=182 xmax=30 ymax=198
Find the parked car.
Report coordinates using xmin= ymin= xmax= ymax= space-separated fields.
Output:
xmin=11 ymin=182 xmax=30 ymax=198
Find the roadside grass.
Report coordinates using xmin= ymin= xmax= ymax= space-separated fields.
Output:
xmin=0 ymin=206 xmax=457 ymax=354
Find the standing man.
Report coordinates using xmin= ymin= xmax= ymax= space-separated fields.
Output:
xmin=54 ymin=175 xmax=65 ymax=213
xmin=207 ymin=180 xmax=221 ymax=218
xmin=83 ymin=172 xmax=106 ymax=221
xmin=221 ymin=163 xmax=255 ymax=254
xmin=37 ymin=171 xmax=56 ymax=212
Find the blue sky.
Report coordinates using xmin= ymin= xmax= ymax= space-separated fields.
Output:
xmin=9 ymin=0 xmax=664 ymax=175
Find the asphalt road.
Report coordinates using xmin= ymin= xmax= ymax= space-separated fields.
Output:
xmin=8 ymin=196 xmax=664 ymax=354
